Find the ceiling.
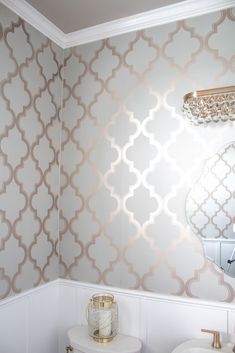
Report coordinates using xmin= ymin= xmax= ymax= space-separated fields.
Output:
xmin=25 ymin=0 xmax=186 ymax=33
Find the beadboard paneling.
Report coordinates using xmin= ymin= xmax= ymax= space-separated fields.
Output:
xmin=58 ymin=280 xmax=235 ymax=353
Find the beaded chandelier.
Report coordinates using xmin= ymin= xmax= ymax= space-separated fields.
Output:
xmin=183 ymin=86 xmax=235 ymax=125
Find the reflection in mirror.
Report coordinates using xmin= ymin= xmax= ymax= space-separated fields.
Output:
xmin=186 ymin=142 xmax=235 ymax=276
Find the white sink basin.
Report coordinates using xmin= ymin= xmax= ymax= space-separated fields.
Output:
xmin=172 ymin=339 xmax=234 ymax=353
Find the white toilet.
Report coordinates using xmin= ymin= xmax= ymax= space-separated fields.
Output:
xmin=67 ymin=325 xmax=142 ymax=353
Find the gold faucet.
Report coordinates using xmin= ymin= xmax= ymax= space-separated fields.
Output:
xmin=201 ymin=329 xmax=221 ymax=349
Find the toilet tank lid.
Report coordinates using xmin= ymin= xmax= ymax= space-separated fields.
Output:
xmin=68 ymin=326 xmax=142 ymax=353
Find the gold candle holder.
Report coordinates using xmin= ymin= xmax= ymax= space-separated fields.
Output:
xmin=87 ymin=293 xmax=118 ymax=343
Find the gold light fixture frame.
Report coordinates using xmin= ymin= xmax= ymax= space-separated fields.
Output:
xmin=183 ymin=85 xmax=235 ymax=125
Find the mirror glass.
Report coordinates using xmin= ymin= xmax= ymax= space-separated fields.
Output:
xmin=185 ymin=142 xmax=235 ymax=276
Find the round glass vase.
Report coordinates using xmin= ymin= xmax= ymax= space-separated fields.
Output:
xmin=87 ymin=293 xmax=118 ymax=343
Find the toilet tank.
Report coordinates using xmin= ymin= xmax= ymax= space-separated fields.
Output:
xmin=68 ymin=325 xmax=142 ymax=353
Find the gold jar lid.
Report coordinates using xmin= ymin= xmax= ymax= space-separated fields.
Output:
xmin=92 ymin=293 xmax=114 ymax=308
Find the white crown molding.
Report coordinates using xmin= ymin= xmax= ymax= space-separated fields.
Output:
xmin=63 ymin=0 xmax=235 ymax=48
xmin=0 ymin=0 xmax=65 ymax=47
xmin=1 ymin=0 xmax=235 ymax=49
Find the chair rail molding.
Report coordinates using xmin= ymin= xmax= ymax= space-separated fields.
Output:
xmin=0 ymin=280 xmax=59 ymax=307
xmin=58 ymin=279 xmax=235 ymax=311
xmin=1 ymin=0 xmax=235 ymax=48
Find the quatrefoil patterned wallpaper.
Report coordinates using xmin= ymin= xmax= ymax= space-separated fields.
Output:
xmin=1 ymin=3 xmax=235 ymax=302
xmin=60 ymin=7 xmax=235 ymax=302
xmin=0 ymin=4 xmax=63 ymax=299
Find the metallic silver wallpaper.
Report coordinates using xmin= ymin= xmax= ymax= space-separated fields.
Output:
xmin=0 ymin=4 xmax=63 ymax=299
xmin=1 ymin=3 xmax=235 ymax=302
xmin=60 ymin=8 xmax=235 ymax=302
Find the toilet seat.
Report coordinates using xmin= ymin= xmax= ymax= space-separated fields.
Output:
xmin=68 ymin=325 xmax=142 ymax=353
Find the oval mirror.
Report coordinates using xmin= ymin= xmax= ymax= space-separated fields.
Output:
xmin=185 ymin=142 xmax=235 ymax=276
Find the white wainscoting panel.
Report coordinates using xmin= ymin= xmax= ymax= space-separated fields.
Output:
xmin=58 ymin=284 xmax=79 ymax=352
xmin=0 ymin=281 xmax=59 ymax=353
xmin=58 ymin=280 xmax=235 ymax=353
xmin=228 ymin=311 xmax=235 ymax=335
xmin=28 ymin=284 xmax=59 ymax=353
xmin=144 ymin=299 xmax=227 ymax=353
xmin=1 ymin=280 xmax=235 ymax=353
xmin=0 ymin=296 xmax=29 ymax=353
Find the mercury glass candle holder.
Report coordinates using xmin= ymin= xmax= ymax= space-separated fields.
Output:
xmin=87 ymin=293 xmax=118 ymax=343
